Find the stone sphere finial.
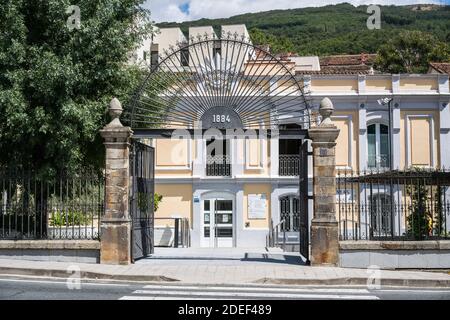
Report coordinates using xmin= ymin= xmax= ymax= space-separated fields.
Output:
xmin=109 ymin=98 xmax=122 ymax=118
xmin=107 ymin=98 xmax=124 ymax=127
xmin=319 ymin=97 xmax=334 ymax=126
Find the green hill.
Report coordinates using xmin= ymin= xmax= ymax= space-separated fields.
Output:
xmin=157 ymin=3 xmax=450 ymax=56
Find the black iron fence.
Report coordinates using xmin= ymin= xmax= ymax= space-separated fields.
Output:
xmin=130 ymin=140 xmax=155 ymax=261
xmin=0 ymin=169 xmax=104 ymax=240
xmin=206 ymin=155 xmax=231 ymax=177
xmin=279 ymin=155 xmax=300 ymax=176
xmin=337 ymin=168 xmax=450 ymax=241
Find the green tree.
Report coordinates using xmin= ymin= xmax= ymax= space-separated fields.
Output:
xmin=406 ymin=183 xmax=432 ymax=240
xmin=0 ymin=0 xmax=153 ymax=175
xmin=249 ymin=27 xmax=295 ymax=54
xmin=154 ymin=193 xmax=163 ymax=212
xmin=375 ymin=30 xmax=450 ymax=74
xmin=161 ymin=4 xmax=450 ymax=57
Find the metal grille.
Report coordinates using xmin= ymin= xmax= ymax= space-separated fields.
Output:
xmin=280 ymin=197 xmax=291 ymax=231
xmin=292 ymin=197 xmax=300 ymax=231
xmin=0 ymin=169 xmax=104 ymax=240
xmin=279 ymin=196 xmax=300 ymax=232
xmin=206 ymin=155 xmax=231 ymax=177
xmin=129 ymin=140 xmax=155 ymax=262
xmin=279 ymin=155 xmax=300 ymax=176
xmin=337 ymin=169 xmax=450 ymax=241
xmin=124 ymin=34 xmax=311 ymax=130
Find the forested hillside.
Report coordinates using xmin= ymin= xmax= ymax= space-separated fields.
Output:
xmin=158 ymin=3 xmax=450 ymax=56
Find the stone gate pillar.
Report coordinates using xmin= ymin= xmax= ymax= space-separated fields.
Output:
xmin=308 ymin=98 xmax=340 ymax=266
xmin=99 ymin=98 xmax=133 ymax=265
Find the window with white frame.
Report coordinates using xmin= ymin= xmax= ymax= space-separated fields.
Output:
xmin=367 ymin=123 xmax=390 ymax=169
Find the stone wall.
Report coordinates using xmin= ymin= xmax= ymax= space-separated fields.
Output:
xmin=340 ymin=241 xmax=450 ymax=269
xmin=0 ymin=240 xmax=100 ymax=263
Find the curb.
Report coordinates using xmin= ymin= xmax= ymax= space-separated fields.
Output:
xmin=1 ymin=266 xmax=449 ymax=288
xmin=254 ymin=277 xmax=450 ymax=288
xmin=0 ymin=267 xmax=179 ymax=283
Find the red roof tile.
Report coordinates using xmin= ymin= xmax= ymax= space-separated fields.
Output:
xmin=429 ymin=62 xmax=450 ymax=75
xmin=320 ymin=54 xmax=377 ymax=66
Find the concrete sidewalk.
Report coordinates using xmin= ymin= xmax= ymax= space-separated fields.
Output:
xmin=0 ymin=247 xmax=449 ymax=287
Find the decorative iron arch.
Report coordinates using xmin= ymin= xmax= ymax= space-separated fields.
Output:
xmin=123 ymin=32 xmax=311 ymax=130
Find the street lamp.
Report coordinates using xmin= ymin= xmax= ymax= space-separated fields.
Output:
xmin=377 ymin=97 xmax=394 ymax=171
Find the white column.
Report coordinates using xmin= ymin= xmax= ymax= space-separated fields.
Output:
xmin=439 ymin=74 xmax=450 ymax=168
xmin=357 ymin=76 xmax=367 ymax=172
xmin=358 ymin=102 xmax=367 ymax=171
xmin=270 ymin=186 xmax=280 ymax=227
xmin=232 ymin=137 xmax=244 ymax=177
xmin=392 ymin=100 xmax=401 ymax=169
xmin=191 ymin=186 xmax=202 ymax=248
xmin=438 ymin=74 xmax=449 ymax=94
xmin=235 ymin=187 xmax=244 ymax=247
xmin=440 ymin=101 xmax=450 ymax=168
xmin=193 ymin=137 xmax=204 ymax=177
xmin=392 ymin=74 xmax=400 ymax=94
xmin=270 ymin=136 xmax=279 ymax=177
xmin=358 ymin=75 xmax=366 ymax=94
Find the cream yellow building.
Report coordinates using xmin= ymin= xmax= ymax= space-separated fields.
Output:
xmin=132 ymin=24 xmax=450 ymax=248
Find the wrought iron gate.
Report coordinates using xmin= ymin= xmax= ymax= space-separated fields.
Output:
xmin=299 ymin=140 xmax=310 ymax=264
xmin=129 ymin=140 xmax=155 ymax=262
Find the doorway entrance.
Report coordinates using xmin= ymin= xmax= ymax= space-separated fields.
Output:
xmin=201 ymin=196 xmax=234 ymax=248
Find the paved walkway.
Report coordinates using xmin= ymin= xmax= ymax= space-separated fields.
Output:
xmin=140 ymin=247 xmax=306 ymax=266
xmin=0 ymin=247 xmax=449 ymax=287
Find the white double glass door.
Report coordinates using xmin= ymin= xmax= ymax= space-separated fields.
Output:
xmin=201 ymin=197 xmax=233 ymax=248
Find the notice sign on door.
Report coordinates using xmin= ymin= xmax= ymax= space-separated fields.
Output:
xmin=248 ymin=194 xmax=267 ymax=219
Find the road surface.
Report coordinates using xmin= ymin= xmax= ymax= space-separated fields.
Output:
xmin=0 ymin=275 xmax=449 ymax=300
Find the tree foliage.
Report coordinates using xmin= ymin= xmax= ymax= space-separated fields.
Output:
xmin=375 ymin=30 xmax=450 ymax=74
xmin=249 ymin=28 xmax=295 ymax=54
xmin=0 ymin=0 xmax=152 ymax=174
xmin=159 ymin=3 xmax=450 ymax=56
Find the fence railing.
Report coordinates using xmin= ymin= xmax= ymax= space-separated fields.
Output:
xmin=206 ymin=155 xmax=231 ymax=177
xmin=266 ymin=219 xmax=287 ymax=251
xmin=337 ymin=168 xmax=450 ymax=241
xmin=0 ymin=169 xmax=104 ymax=240
xmin=279 ymin=155 xmax=300 ymax=176
xmin=154 ymin=217 xmax=190 ymax=248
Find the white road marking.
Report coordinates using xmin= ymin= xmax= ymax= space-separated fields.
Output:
xmin=128 ymin=289 xmax=379 ymax=300
xmin=142 ymin=284 xmax=371 ymax=293
xmin=0 ymin=277 xmax=131 ymax=287
xmin=119 ymin=296 xmax=229 ymax=300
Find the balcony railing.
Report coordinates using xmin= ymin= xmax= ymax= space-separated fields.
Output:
xmin=206 ymin=155 xmax=231 ymax=177
xmin=279 ymin=154 xmax=300 ymax=176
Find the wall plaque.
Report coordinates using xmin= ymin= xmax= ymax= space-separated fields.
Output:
xmin=248 ymin=194 xmax=267 ymax=219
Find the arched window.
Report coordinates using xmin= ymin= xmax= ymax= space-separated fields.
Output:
xmin=367 ymin=123 xmax=390 ymax=169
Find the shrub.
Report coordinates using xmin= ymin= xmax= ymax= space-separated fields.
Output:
xmin=50 ymin=211 xmax=91 ymax=227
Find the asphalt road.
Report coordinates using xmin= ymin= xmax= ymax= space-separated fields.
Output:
xmin=0 ymin=275 xmax=449 ymax=300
